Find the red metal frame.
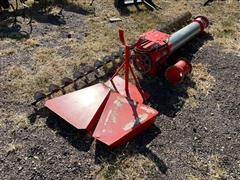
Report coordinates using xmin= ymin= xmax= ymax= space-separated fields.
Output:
xmin=109 ymin=30 xmax=146 ymax=102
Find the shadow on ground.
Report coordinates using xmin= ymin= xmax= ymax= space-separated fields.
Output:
xmin=94 ymin=125 xmax=168 ymax=174
xmin=0 ymin=11 xmax=32 ymax=39
xmin=29 ymin=110 xmax=168 ymax=174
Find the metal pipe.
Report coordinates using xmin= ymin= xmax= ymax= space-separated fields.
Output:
xmin=168 ymin=16 xmax=209 ymax=52
xmin=124 ymin=0 xmax=143 ymax=4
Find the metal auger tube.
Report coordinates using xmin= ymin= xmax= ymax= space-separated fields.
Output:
xmin=168 ymin=16 xmax=209 ymax=52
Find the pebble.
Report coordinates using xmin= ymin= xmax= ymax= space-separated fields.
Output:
xmin=227 ymin=136 xmax=231 ymax=140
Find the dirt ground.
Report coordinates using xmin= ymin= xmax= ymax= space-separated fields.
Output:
xmin=0 ymin=0 xmax=239 ymax=179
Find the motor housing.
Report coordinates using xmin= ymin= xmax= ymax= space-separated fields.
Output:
xmin=132 ymin=16 xmax=209 ymax=80
xmin=133 ymin=30 xmax=170 ymax=74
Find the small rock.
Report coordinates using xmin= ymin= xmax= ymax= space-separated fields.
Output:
xmin=33 ymin=156 xmax=39 ymax=160
xmin=109 ymin=17 xmax=122 ymax=23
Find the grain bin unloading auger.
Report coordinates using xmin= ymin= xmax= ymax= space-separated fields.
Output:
xmin=33 ymin=12 xmax=209 ymax=147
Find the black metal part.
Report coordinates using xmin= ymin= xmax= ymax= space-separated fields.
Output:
xmin=34 ymin=91 xmax=46 ymax=101
xmin=48 ymin=84 xmax=60 ymax=93
xmin=94 ymin=60 xmax=104 ymax=69
xmin=204 ymin=0 xmax=215 ymax=6
xmin=61 ymin=77 xmax=73 ymax=86
xmin=118 ymin=47 xmax=124 ymax=61
xmin=0 ymin=0 xmax=10 ymax=9
xmin=83 ymin=64 xmax=95 ymax=74
xmin=114 ymin=0 xmax=157 ymax=10
xmin=111 ymin=51 xmax=120 ymax=59
xmin=157 ymin=11 xmax=192 ymax=33
xmin=73 ymin=70 xmax=84 ymax=79
xmin=103 ymin=55 xmax=113 ymax=64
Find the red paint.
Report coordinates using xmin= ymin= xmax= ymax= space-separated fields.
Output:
xmin=134 ymin=30 xmax=171 ymax=74
xmin=105 ymin=76 xmax=148 ymax=104
xmin=165 ymin=58 xmax=192 ymax=85
xmin=93 ymin=92 xmax=158 ymax=147
xmin=45 ymin=83 xmax=111 ymax=133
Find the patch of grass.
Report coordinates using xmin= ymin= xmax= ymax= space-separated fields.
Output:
xmin=190 ymin=63 xmax=215 ymax=94
xmin=22 ymin=38 xmax=40 ymax=47
xmin=95 ymin=154 xmax=156 ymax=179
xmin=187 ymin=175 xmax=199 ymax=180
xmin=5 ymin=64 xmax=25 ymax=79
xmin=0 ymin=48 xmax=16 ymax=56
xmin=33 ymin=47 xmax=57 ymax=63
xmin=180 ymin=63 xmax=216 ymax=108
xmin=1 ymin=46 xmax=73 ymax=101
xmin=65 ymin=0 xmax=95 ymax=14
xmin=0 ymin=108 xmax=30 ymax=131
xmin=190 ymin=155 xmax=228 ymax=179
xmin=4 ymin=142 xmax=22 ymax=155
xmin=13 ymin=113 xmax=30 ymax=130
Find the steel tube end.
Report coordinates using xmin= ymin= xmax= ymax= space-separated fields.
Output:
xmin=194 ymin=16 xmax=209 ymax=31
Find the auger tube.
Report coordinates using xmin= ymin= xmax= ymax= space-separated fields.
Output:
xmin=168 ymin=16 xmax=209 ymax=52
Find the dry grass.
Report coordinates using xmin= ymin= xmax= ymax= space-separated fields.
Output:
xmin=183 ymin=63 xmax=216 ymax=108
xmin=22 ymin=38 xmax=40 ymax=47
xmin=4 ymin=142 xmax=23 ymax=155
xmin=0 ymin=108 xmax=28 ymax=130
xmin=0 ymin=48 xmax=16 ymax=56
xmin=189 ymin=155 xmax=228 ymax=179
xmin=1 ymin=46 xmax=73 ymax=101
xmin=13 ymin=113 xmax=30 ymax=130
xmin=0 ymin=107 xmax=45 ymax=133
xmin=95 ymin=153 xmax=156 ymax=179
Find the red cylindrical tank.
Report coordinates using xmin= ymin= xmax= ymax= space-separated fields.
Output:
xmin=164 ymin=58 xmax=192 ymax=85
